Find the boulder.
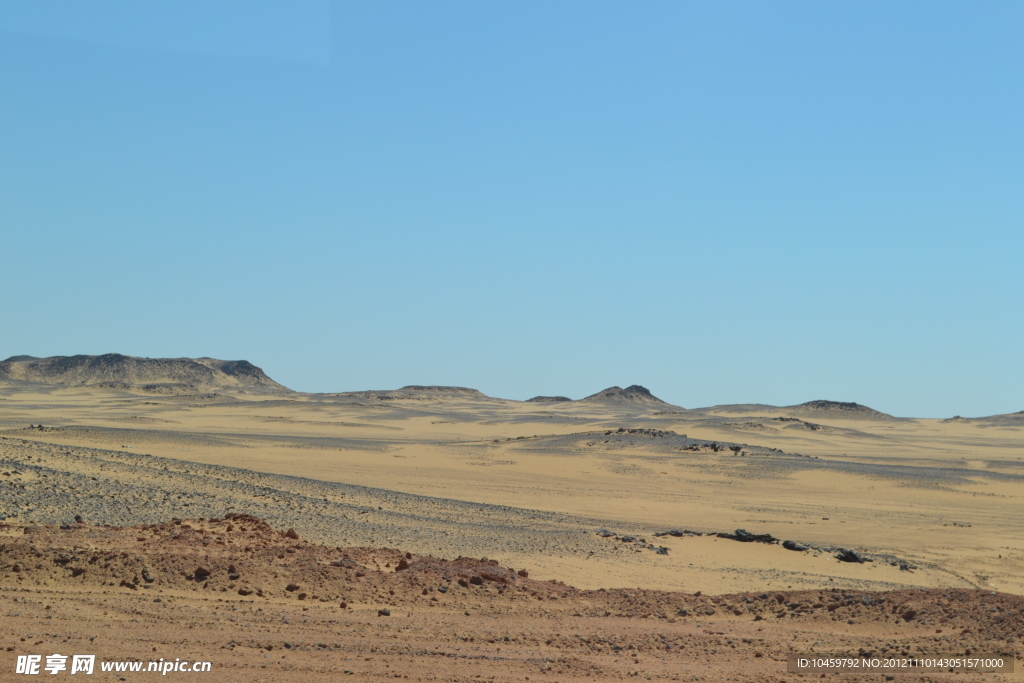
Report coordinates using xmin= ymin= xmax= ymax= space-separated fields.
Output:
xmin=835 ymin=549 xmax=868 ymax=563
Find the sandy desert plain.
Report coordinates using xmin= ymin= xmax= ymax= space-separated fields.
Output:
xmin=0 ymin=354 xmax=1021 ymax=681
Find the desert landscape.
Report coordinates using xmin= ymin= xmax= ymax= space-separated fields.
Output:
xmin=0 ymin=353 xmax=1021 ymax=681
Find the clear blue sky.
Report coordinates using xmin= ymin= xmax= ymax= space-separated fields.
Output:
xmin=2 ymin=2 xmax=1022 ymax=417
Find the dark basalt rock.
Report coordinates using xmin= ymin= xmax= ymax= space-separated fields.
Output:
xmin=719 ymin=529 xmax=778 ymax=544
xmin=835 ymin=548 xmax=869 ymax=563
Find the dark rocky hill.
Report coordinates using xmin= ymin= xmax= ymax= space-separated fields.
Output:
xmin=782 ymin=400 xmax=892 ymax=420
xmin=0 ymin=354 xmax=288 ymax=392
xmin=579 ymin=385 xmax=674 ymax=407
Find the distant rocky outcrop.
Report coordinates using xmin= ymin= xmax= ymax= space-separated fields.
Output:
xmin=944 ymin=410 xmax=1024 ymax=426
xmin=0 ymin=354 xmax=288 ymax=393
xmin=579 ymin=385 xmax=673 ymax=407
xmin=325 ymin=385 xmax=492 ymax=402
xmin=2 ymin=355 xmax=39 ymax=363
xmin=782 ymin=400 xmax=892 ymax=420
xmin=525 ymin=396 xmax=572 ymax=403
xmin=397 ymin=385 xmax=486 ymax=397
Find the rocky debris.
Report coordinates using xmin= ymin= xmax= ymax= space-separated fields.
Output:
xmin=0 ymin=436 xmax=632 ymax=564
xmin=654 ymin=529 xmax=703 ymax=538
xmin=285 ymin=528 xmax=299 ymax=540
xmin=604 ymin=427 xmax=679 ymax=438
xmin=1 ymin=516 xmax=1022 ymax=682
xmin=502 ymin=429 xmax=800 ymax=460
xmin=891 ymin=561 xmax=918 ymax=572
xmin=718 ymin=529 xmax=778 ymax=544
xmin=835 ymin=548 xmax=870 ymax=563
xmin=772 ymin=417 xmax=827 ymax=431
xmin=593 ymin=529 xmax=670 ymax=556
xmin=783 ymin=540 xmax=809 ymax=551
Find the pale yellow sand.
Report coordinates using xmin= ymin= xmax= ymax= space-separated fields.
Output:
xmin=2 ymin=384 xmax=1021 ymax=594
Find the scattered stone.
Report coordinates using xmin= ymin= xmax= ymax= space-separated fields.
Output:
xmin=782 ymin=540 xmax=809 ymax=551
xmin=835 ymin=549 xmax=868 ymax=563
xmin=719 ymin=529 xmax=778 ymax=544
xmin=378 ymin=608 xmax=390 ymax=617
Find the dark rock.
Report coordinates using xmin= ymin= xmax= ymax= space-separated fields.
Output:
xmin=782 ymin=540 xmax=809 ymax=551
xmin=194 ymin=566 xmax=212 ymax=578
xmin=595 ymin=528 xmax=615 ymax=538
xmin=720 ymin=529 xmax=778 ymax=544
xmin=285 ymin=583 xmax=300 ymax=592
xmin=378 ymin=608 xmax=391 ymax=617
xmin=284 ymin=528 xmax=299 ymax=540
xmin=835 ymin=549 xmax=868 ymax=563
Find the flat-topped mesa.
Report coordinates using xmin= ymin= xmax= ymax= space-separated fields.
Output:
xmin=397 ymin=385 xmax=487 ymax=397
xmin=525 ymin=395 xmax=572 ymax=403
xmin=782 ymin=400 xmax=892 ymax=420
xmin=0 ymin=354 xmax=288 ymax=392
xmin=579 ymin=384 xmax=674 ymax=407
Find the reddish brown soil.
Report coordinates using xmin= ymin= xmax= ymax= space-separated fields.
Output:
xmin=1 ymin=518 xmax=1020 ymax=682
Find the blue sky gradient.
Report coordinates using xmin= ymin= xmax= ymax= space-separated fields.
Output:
xmin=2 ymin=2 xmax=1022 ymax=417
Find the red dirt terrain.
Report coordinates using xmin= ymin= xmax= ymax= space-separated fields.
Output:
xmin=1 ymin=517 xmax=1020 ymax=682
